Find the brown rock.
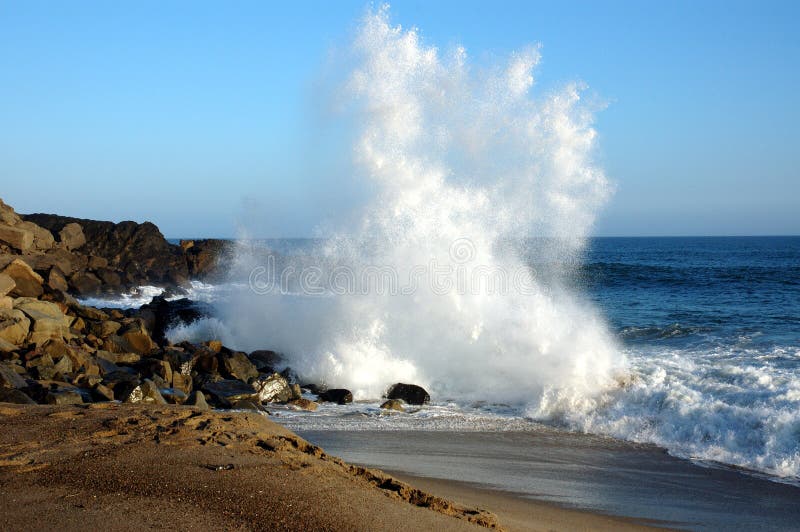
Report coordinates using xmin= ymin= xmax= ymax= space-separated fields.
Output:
xmin=17 ymin=221 xmax=55 ymax=251
xmin=0 ymin=308 xmax=31 ymax=346
xmin=118 ymin=319 xmax=156 ymax=355
xmin=186 ymin=390 xmax=210 ymax=411
xmin=206 ymin=340 xmax=223 ymax=353
xmin=91 ymin=383 xmax=115 ymax=402
xmin=87 ymin=255 xmax=108 ymax=269
xmin=0 ymin=296 xmax=12 ymax=310
xmin=380 ymin=399 xmax=405 ymax=412
xmin=58 ymin=222 xmax=86 ymax=251
xmin=46 ymin=267 xmax=69 ymax=292
xmin=220 ymin=351 xmax=259 ymax=383
xmin=288 ymin=398 xmax=318 ymax=411
xmin=0 ymin=225 xmax=33 ymax=251
xmin=69 ymin=271 xmax=101 ymax=295
xmin=13 ymin=297 xmax=73 ymax=345
xmin=172 ymin=372 xmax=192 ymax=395
xmin=0 ymin=272 xmax=15 ymax=297
xmin=45 ymin=389 xmax=84 ymax=405
xmin=0 ymin=337 xmax=17 ymax=352
xmin=2 ymin=259 xmax=43 ymax=297
xmin=125 ymin=379 xmax=167 ymax=405
xmin=0 ymin=199 xmax=22 ymax=226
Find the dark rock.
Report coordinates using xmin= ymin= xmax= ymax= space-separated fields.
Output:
xmin=181 ymin=239 xmax=233 ymax=280
xmin=58 ymin=223 xmax=86 ymax=251
xmin=69 ymin=271 xmax=102 ymax=295
xmin=248 ymin=349 xmax=283 ymax=372
xmin=386 ymin=383 xmax=430 ymax=405
xmin=0 ymin=362 xmax=27 ymax=389
xmin=0 ymin=387 xmax=36 ymax=404
xmin=220 ymin=351 xmax=259 ymax=383
xmin=45 ymin=389 xmax=84 ymax=405
xmin=136 ymin=297 xmax=207 ymax=345
xmin=91 ymin=383 xmax=115 ymax=402
xmin=252 ymin=373 xmax=292 ymax=403
xmin=159 ymin=387 xmax=187 ymax=404
xmin=202 ymin=379 xmax=259 ymax=407
xmin=23 ymin=213 xmax=189 ymax=285
xmin=318 ymin=388 xmax=353 ymax=405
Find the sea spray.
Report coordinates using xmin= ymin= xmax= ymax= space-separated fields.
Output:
xmin=212 ymin=6 xmax=624 ymax=414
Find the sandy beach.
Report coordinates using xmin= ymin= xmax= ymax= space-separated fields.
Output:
xmin=0 ymin=403 xmax=665 ymax=531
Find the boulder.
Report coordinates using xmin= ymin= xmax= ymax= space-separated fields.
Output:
xmin=252 ymin=373 xmax=292 ymax=403
xmin=220 ymin=351 xmax=259 ymax=383
xmin=136 ymin=297 xmax=206 ymax=344
xmin=386 ymin=383 xmax=430 ymax=405
xmin=0 ymin=225 xmax=33 ymax=252
xmin=13 ymin=297 xmax=73 ymax=345
xmin=0 ymin=199 xmax=22 ymax=226
xmin=17 ymin=221 xmax=55 ymax=251
xmin=172 ymin=371 xmax=192 ymax=395
xmin=202 ymin=379 xmax=260 ymax=407
xmin=23 ymin=213 xmax=189 ymax=285
xmin=0 ymin=308 xmax=31 ymax=346
xmin=58 ymin=222 xmax=86 ymax=250
xmin=380 ymin=399 xmax=405 ymax=412
xmin=288 ymin=398 xmax=318 ymax=411
xmin=45 ymin=388 xmax=85 ymax=405
xmin=0 ymin=273 xmax=15 ymax=296
xmin=91 ymin=383 xmax=115 ymax=402
xmin=0 ymin=362 xmax=27 ymax=389
xmin=290 ymin=383 xmax=302 ymax=400
xmin=0 ymin=387 xmax=36 ymax=404
xmin=0 ymin=296 xmax=12 ymax=311
xmin=69 ymin=271 xmax=102 ymax=295
xmin=248 ymin=349 xmax=283 ymax=372
xmin=46 ymin=267 xmax=69 ymax=292
xmin=2 ymin=259 xmax=43 ymax=297
xmin=318 ymin=388 xmax=353 ymax=405
xmin=159 ymin=387 xmax=188 ymax=405
xmin=106 ymin=319 xmax=155 ymax=355
xmin=89 ymin=320 xmax=122 ymax=338
xmin=102 ymin=369 xmax=141 ymax=401
xmin=186 ymin=390 xmax=210 ymax=411
xmin=96 ymin=350 xmax=141 ymax=365
xmin=230 ymin=399 xmax=268 ymax=412
xmin=125 ymin=379 xmax=166 ymax=405
xmin=181 ymin=239 xmax=233 ymax=280
xmin=0 ymin=336 xmax=17 ymax=351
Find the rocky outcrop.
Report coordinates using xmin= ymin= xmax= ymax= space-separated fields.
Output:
xmin=23 ymin=212 xmax=188 ymax=286
xmin=385 ymin=383 xmax=430 ymax=405
xmin=180 ymin=239 xmax=234 ymax=280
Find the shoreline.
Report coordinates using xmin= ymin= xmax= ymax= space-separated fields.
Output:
xmin=0 ymin=403 xmax=663 ymax=532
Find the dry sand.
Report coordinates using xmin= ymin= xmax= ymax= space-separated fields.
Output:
xmin=0 ymin=403 xmax=657 ymax=531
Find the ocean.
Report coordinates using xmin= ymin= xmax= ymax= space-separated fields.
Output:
xmin=88 ymin=236 xmax=800 ymax=491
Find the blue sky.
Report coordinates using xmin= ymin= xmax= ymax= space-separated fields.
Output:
xmin=1 ymin=0 xmax=798 ymax=237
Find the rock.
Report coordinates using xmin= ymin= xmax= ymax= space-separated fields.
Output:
xmin=172 ymin=372 xmax=192 ymax=395
xmin=89 ymin=320 xmax=122 ymax=338
xmin=136 ymin=297 xmax=206 ymax=345
xmin=2 ymin=259 xmax=43 ymax=297
xmin=23 ymin=213 xmax=189 ymax=285
xmin=0 ymin=296 xmax=12 ymax=310
xmin=380 ymin=399 xmax=405 ymax=412
xmin=17 ymin=221 xmax=55 ymax=251
xmin=45 ymin=389 xmax=84 ymax=405
xmin=13 ymin=297 xmax=73 ymax=345
xmin=230 ymin=399 xmax=268 ymax=412
xmin=182 ymin=239 xmax=233 ymax=280
xmin=0 ymin=362 xmax=27 ymax=389
xmin=290 ymin=383 xmax=302 ymax=400
xmin=94 ymin=268 xmax=121 ymax=288
xmin=0 ymin=199 xmax=22 ymax=226
xmin=202 ymin=379 xmax=260 ymax=407
xmin=96 ymin=350 xmax=141 ymax=365
xmin=248 ymin=349 xmax=283 ymax=372
xmin=288 ymin=398 xmax=318 ymax=411
xmin=106 ymin=319 xmax=155 ymax=355
xmin=220 ymin=351 xmax=259 ymax=383
xmin=58 ymin=222 xmax=86 ymax=251
xmin=0 ymin=336 xmax=17 ymax=352
xmin=46 ymin=267 xmax=69 ymax=292
xmin=0 ymin=387 xmax=36 ymax=404
xmin=159 ymin=387 xmax=188 ymax=405
xmin=88 ymin=255 xmax=108 ymax=269
xmin=0 ymin=273 xmax=15 ymax=296
xmin=186 ymin=390 xmax=210 ymax=411
xmin=318 ymin=388 xmax=353 ymax=405
xmin=252 ymin=373 xmax=292 ymax=403
xmin=386 ymin=383 xmax=430 ymax=405
xmin=69 ymin=271 xmax=102 ymax=295
xmin=125 ymin=379 xmax=166 ymax=404
xmin=0 ymin=225 xmax=33 ymax=251
xmin=91 ymin=383 xmax=115 ymax=402
xmin=69 ymin=303 xmax=108 ymax=321
xmin=0 ymin=308 xmax=31 ymax=346
xmin=102 ymin=369 xmax=141 ymax=400
xmin=206 ymin=340 xmax=223 ymax=353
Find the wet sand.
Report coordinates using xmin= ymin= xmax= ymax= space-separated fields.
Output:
xmin=298 ymin=429 xmax=800 ymax=531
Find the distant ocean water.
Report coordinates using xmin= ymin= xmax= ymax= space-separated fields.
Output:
xmin=95 ymin=236 xmax=800 ymax=484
